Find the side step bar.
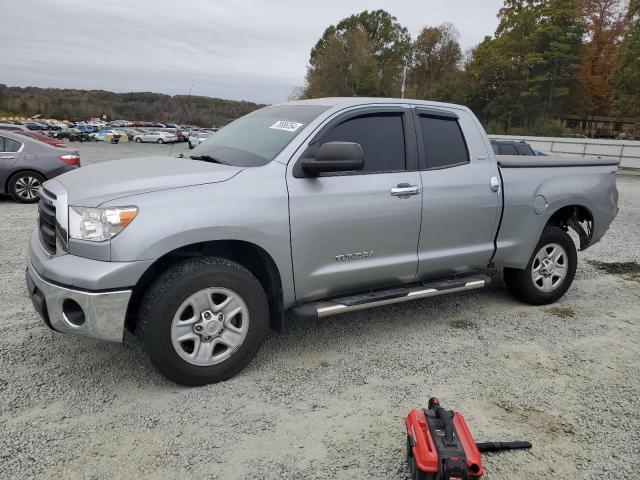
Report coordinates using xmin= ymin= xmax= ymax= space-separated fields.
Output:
xmin=291 ymin=274 xmax=491 ymax=321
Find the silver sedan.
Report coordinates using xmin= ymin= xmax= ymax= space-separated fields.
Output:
xmin=0 ymin=129 xmax=80 ymax=202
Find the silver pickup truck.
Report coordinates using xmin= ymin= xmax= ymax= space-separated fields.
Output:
xmin=25 ymin=98 xmax=619 ymax=385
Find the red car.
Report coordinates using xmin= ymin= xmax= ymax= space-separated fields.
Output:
xmin=15 ymin=131 xmax=66 ymax=148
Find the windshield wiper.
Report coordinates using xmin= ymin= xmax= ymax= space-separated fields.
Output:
xmin=189 ymin=154 xmax=225 ymax=164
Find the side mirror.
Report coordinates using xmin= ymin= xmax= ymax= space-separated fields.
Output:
xmin=302 ymin=141 xmax=364 ymax=175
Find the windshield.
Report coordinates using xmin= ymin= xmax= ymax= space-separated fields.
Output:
xmin=190 ymin=104 xmax=328 ymax=167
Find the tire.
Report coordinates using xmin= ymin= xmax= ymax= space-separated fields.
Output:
xmin=188 ymin=142 xmax=194 ymax=149
xmin=504 ymin=226 xmax=577 ymax=305
xmin=138 ymin=257 xmax=269 ymax=386
xmin=135 ymin=137 xmax=142 ymax=143
xmin=8 ymin=171 xmax=45 ymax=203
xmin=157 ymin=138 xmax=164 ymax=144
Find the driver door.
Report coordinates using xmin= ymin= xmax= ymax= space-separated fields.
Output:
xmin=287 ymin=106 xmax=423 ymax=303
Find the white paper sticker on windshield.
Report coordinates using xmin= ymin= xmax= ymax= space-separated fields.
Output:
xmin=270 ymin=120 xmax=304 ymax=132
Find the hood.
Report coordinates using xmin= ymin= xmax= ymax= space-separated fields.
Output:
xmin=53 ymin=156 xmax=244 ymax=206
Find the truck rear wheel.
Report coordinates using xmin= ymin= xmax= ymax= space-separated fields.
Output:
xmin=138 ymin=257 xmax=269 ymax=386
xmin=504 ymin=226 xmax=577 ymax=305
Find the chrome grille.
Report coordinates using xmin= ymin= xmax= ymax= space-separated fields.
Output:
xmin=38 ymin=191 xmax=57 ymax=255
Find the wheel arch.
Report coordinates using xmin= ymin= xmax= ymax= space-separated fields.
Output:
xmin=5 ymin=169 xmax=47 ymax=194
xmin=546 ymin=204 xmax=594 ymax=250
xmin=126 ymin=239 xmax=284 ymax=334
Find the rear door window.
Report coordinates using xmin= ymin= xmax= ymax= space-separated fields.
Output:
xmin=498 ymin=144 xmax=518 ymax=155
xmin=319 ymin=113 xmax=406 ymax=172
xmin=418 ymin=115 xmax=469 ymax=169
xmin=515 ymin=144 xmax=534 ymax=155
xmin=0 ymin=136 xmax=22 ymax=152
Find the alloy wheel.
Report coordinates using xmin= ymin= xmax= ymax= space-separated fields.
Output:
xmin=531 ymin=242 xmax=568 ymax=293
xmin=14 ymin=176 xmax=41 ymax=201
xmin=170 ymin=287 xmax=250 ymax=366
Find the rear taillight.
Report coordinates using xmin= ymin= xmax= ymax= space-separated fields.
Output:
xmin=58 ymin=154 xmax=81 ymax=166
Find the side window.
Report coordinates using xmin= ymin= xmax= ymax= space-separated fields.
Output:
xmin=320 ymin=113 xmax=406 ymax=172
xmin=515 ymin=144 xmax=534 ymax=155
xmin=418 ymin=115 xmax=469 ymax=169
xmin=0 ymin=136 xmax=22 ymax=153
xmin=498 ymin=144 xmax=518 ymax=155
xmin=491 ymin=143 xmax=499 ymax=154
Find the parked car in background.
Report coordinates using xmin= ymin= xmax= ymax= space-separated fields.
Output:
xmin=491 ymin=140 xmax=535 ymax=156
xmin=179 ymin=127 xmax=197 ymax=141
xmin=532 ymin=149 xmax=550 ymax=156
xmin=133 ymin=130 xmax=178 ymax=144
xmin=188 ymin=131 xmax=210 ymax=149
xmin=43 ymin=122 xmax=62 ymax=131
xmin=56 ymin=128 xmax=90 ymax=142
xmin=14 ymin=130 xmax=66 ymax=148
xmin=0 ymin=130 xmax=80 ymax=202
xmin=25 ymin=122 xmax=46 ymax=131
xmin=0 ymin=123 xmax=29 ymax=132
xmin=74 ymin=125 xmax=95 ymax=134
xmin=89 ymin=129 xmax=122 ymax=143
xmin=108 ymin=120 xmax=132 ymax=128
xmin=124 ymin=128 xmax=145 ymax=141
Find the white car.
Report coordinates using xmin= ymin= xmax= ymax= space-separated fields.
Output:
xmin=133 ymin=131 xmax=178 ymax=144
xmin=88 ymin=129 xmax=122 ymax=142
xmin=188 ymin=132 xmax=211 ymax=149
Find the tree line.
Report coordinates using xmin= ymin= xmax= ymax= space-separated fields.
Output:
xmin=300 ymin=1 xmax=639 ymax=135
xmin=0 ymin=85 xmax=262 ymax=127
xmin=1 ymin=1 xmax=637 ymax=135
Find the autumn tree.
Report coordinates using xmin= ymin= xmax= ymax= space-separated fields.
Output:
xmin=579 ymin=0 xmax=627 ymax=117
xmin=407 ymin=23 xmax=463 ymax=100
xmin=466 ymin=0 xmax=583 ymax=132
xmin=303 ymin=10 xmax=411 ymax=98
xmin=610 ymin=0 xmax=640 ymax=118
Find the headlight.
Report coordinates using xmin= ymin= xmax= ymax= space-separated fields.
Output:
xmin=68 ymin=206 xmax=138 ymax=242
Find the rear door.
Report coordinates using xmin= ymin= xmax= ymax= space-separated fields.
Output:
xmin=0 ymin=135 xmax=24 ymax=191
xmin=288 ymin=105 xmax=423 ymax=303
xmin=413 ymin=107 xmax=501 ymax=279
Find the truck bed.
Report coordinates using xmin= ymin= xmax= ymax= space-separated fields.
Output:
xmin=493 ymin=157 xmax=619 ymax=270
xmin=497 ymin=155 xmax=620 ymax=168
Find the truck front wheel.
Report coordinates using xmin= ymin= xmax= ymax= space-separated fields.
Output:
xmin=138 ymin=257 xmax=269 ymax=386
xmin=504 ymin=226 xmax=577 ymax=305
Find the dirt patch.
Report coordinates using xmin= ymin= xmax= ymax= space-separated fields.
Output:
xmin=588 ymin=260 xmax=640 ymax=282
xmin=495 ymin=401 xmax=575 ymax=438
xmin=545 ymin=307 xmax=577 ymax=319
xmin=447 ymin=318 xmax=476 ymax=329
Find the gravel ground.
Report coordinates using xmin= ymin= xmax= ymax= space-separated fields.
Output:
xmin=0 ymin=144 xmax=639 ymax=479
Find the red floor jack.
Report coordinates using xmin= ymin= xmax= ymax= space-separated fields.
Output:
xmin=405 ymin=398 xmax=532 ymax=479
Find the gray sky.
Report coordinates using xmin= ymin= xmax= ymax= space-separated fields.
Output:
xmin=1 ymin=0 xmax=503 ymax=104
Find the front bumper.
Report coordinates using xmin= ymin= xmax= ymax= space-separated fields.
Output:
xmin=26 ymin=260 xmax=131 ymax=343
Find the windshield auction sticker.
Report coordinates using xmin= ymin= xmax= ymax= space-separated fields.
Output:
xmin=270 ymin=120 xmax=304 ymax=132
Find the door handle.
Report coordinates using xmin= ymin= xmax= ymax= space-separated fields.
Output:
xmin=1 ymin=155 xmax=15 ymax=159
xmin=490 ymin=176 xmax=500 ymax=192
xmin=390 ymin=183 xmax=421 ymax=197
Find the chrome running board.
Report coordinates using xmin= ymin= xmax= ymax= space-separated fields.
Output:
xmin=291 ymin=274 xmax=490 ymax=320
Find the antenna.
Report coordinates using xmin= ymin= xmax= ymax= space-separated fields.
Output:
xmin=170 ymin=83 xmax=194 ymax=158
